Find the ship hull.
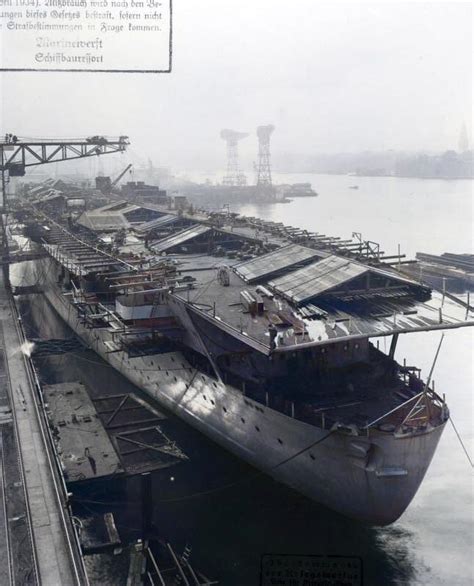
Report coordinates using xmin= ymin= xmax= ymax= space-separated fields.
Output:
xmin=27 ymin=257 xmax=445 ymax=525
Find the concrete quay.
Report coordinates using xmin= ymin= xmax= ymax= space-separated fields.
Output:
xmin=0 ymin=273 xmax=86 ymax=585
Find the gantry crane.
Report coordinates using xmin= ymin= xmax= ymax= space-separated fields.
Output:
xmin=0 ymin=134 xmax=129 ymax=179
xmin=0 ymin=133 xmax=130 ymax=284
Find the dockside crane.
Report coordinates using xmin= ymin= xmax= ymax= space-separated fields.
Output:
xmin=96 ymin=162 xmax=133 ymax=194
xmin=0 ymin=134 xmax=130 ymax=285
xmin=111 ymin=162 xmax=133 ymax=189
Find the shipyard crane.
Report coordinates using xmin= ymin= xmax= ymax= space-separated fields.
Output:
xmin=220 ymin=129 xmax=249 ymax=186
xmin=0 ymin=133 xmax=130 ymax=285
xmin=0 ymin=134 xmax=129 ymax=179
xmin=111 ymin=162 xmax=132 ymax=189
xmin=256 ymin=125 xmax=275 ymax=189
xmin=96 ymin=162 xmax=133 ymax=194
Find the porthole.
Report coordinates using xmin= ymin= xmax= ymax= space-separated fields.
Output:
xmin=255 ymin=426 xmax=260 ymax=432
xmin=210 ymin=399 xmax=215 ymax=405
xmin=241 ymin=417 xmax=245 ymax=423
xmin=213 ymin=382 xmax=217 ymax=388
xmin=309 ymin=453 xmax=315 ymax=461
xmin=223 ymin=407 xmax=227 ymax=413
xmin=277 ymin=438 xmax=283 ymax=444
xmin=174 ymin=376 xmax=177 ymax=382
xmin=166 ymin=371 xmax=169 ymax=376
xmin=203 ymin=395 xmax=207 ymax=401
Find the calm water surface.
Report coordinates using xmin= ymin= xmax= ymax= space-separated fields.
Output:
xmin=14 ymin=174 xmax=473 ymax=585
xmin=233 ymin=173 xmax=474 ymax=586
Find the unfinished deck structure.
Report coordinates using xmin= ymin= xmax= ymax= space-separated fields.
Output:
xmin=17 ymin=186 xmax=474 ymax=525
xmin=44 ymin=382 xmax=125 ymax=483
xmin=45 ymin=382 xmax=188 ymax=485
xmin=401 ymin=251 xmax=474 ymax=293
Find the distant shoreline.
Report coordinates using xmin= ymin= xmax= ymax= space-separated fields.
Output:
xmin=274 ymin=171 xmax=474 ymax=180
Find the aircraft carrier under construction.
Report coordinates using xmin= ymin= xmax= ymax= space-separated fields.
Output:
xmin=13 ymin=173 xmax=474 ymax=527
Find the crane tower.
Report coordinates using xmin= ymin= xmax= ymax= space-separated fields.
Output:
xmin=256 ymin=125 xmax=275 ymax=190
xmin=220 ymin=129 xmax=248 ymax=186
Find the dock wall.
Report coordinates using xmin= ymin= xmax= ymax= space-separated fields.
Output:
xmin=0 ymin=272 xmax=86 ymax=585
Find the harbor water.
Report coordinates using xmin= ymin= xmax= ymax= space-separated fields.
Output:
xmin=14 ymin=174 xmax=473 ymax=585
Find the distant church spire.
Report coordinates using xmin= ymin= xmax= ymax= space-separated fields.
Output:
xmin=458 ymin=122 xmax=469 ymax=152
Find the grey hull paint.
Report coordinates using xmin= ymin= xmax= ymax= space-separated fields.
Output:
xmin=31 ymin=257 xmax=446 ymax=525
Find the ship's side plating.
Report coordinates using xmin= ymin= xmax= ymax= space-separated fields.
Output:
xmin=29 ymin=255 xmax=446 ymax=525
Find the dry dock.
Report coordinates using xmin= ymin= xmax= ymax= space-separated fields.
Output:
xmin=0 ymin=273 xmax=86 ymax=585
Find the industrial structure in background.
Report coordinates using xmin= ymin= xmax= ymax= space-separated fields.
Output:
xmin=96 ymin=162 xmax=133 ymax=194
xmin=0 ymin=135 xmax=129 ymax=285
xmin=175 ymin=123 xmax=318 ymax=206
xmin=255 ymin=124 xmax=275 ymax=195
xmin=220 ymin=129 xmax=249 ymax=186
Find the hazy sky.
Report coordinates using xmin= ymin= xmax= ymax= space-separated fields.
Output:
xmin=1 ymin=1 xmax=472 ymax=169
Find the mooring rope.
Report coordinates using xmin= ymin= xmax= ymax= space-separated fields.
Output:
xmin=449 ymin=416 xmax=474 ymax=468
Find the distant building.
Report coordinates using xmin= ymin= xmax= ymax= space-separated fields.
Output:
xmin=121 ymin=181 xmax=168 ymax=204
xmin=171 ymin=195 xmax=188 ymax=210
